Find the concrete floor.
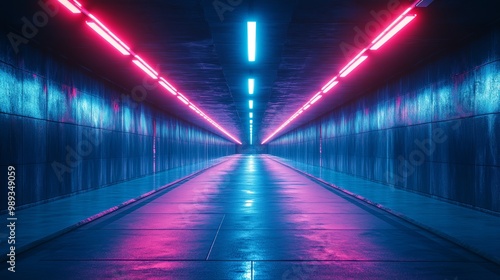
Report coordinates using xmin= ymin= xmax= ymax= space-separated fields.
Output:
xmin=2 ymin=155 xmax=500 ymax=279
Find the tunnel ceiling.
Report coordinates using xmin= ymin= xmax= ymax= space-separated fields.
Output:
xmin=1 ymin=0 xmax=500 ymax=144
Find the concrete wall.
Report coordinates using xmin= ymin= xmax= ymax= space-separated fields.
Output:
xmin=269 ymin=25 xmax=500 ymax=213
xmin=0 ymin=31 xmax=235 ymax=210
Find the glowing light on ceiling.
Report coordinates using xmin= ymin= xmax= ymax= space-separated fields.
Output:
xmin=134 ymin=55 xmax=158 ymax=76
xmin=261 ymin=1 xmax=421 ymax=144
xmin=248 ymin=78 xmax=255 ymax=94
xmin=249 ymin=100 xmax=254 ymax=109
xmin=57 ymin=1 xmax=242 ymax=145
xmin=247 ymin=21 xmax=256 ymax=62
xmin=132 ymin=58 xmax=158 ymax=79
xmin=322 ymin=76 xmax=339 ymax=93
xmin=249 ymin=123 xmax=253 ymax=145
xmin=177 ymin=94 xmax=189 ymax=105
xmin=310 ymin=94 xmax=323 ymax=105
xmin=159 ymin=78 xmax=177 ymax=95
xmin=85 ymin=21 xmax=131 ymax=55
xmin=371 ymin=13 xmax=417 ymax=50
xmin=250 ymin=128 xmax=253 ymax=145
xmin=58 ymin=0 xmax=81 ymax=13
xmin=339 ymin=54 xmax=368 ymax=78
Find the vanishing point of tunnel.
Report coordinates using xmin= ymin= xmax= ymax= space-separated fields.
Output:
xmin=1 ymin=0 xmax=500 ymax=279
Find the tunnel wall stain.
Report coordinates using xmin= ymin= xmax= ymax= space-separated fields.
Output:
xmin=269 ymin=25 xmax=500 ymax=213
xmin=0 ymin=32 xmax=235 ymax=210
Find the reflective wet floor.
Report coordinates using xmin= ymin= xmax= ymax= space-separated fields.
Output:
xmin=3 ymin=155 xmax=500 ymax=279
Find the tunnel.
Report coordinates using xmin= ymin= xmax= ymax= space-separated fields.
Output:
xmin=1 ymin=0 xmax=500 ymax=279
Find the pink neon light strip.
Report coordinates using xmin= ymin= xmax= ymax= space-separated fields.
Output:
xmin=262 ymin=2 xmax=421 ymax=144
xmin=339 ymin=49 xmax=367 ymax=75
xmin=189 ymin=104 xmax=201 ymax=114
xmin=371 ymin=7 xmax=413 ymax=47
xmin=370 ymin=15 xmax=417 ymax=50
xmin=58 ymin=1 xmax=242 ymax=144
xmin=58 ymin=0 xmax=81 ymax=13
xmin=322 ymin=81 xmax=339 ymax=93
xmin=177 ymin=94 xmax=189 ymax=105
xmin=185 ymin=99 xmax=241 ymax=144
xmin=311 ymin=91 xmax=322 ymax=99
xmin=159 ymin=78 xmax=177 ymax=95
xmin=86 ymin=22 xmax=131 ymax=55
xmin=310 ymin=94 xmax=322 ymax=105
xmin=339 ymin=55 xmax=368 ymax=78
xmin=321 ymin=76 xmax=338 ymax=91
xmin=132 ymin=59 xmax=158 ymax=79
xmin=160 ymin=78 xmax=176 ymax=91
xmin=87 ymin=14 xmax=131 ymax=55
xmin=134 ymin=55 xmax=158 ymax=77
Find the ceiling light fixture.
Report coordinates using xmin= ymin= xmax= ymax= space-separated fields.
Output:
xmin=159 ymin=78 xmax=177 ymax=95
xmin=86 ymin=14 xmax=132 ymax=55
xmin=339 ymin=49 xmax=368 ymax=78
xmin=132 ymin=58 xmax=158 ymax=79
xmin=58 ymin=0 xmax=81 ymax=13
xmin=310 ymin=94 xmax=323 ymax=105
xmin=247 ymin=21 xmax=256 ymax=62
xmin=134 ymin=55 xmax=158 ymax=77
xmin=85 ymin=21 xmax=131 ymax=55
xmin=370 ymin=13 xmax=417 ymax=50
xmin=248 ymin=78 xmax=255 ymax=94
xmin=57 ymin=1 xmax=242 ymax=145
xmin=262 ymin=1 xmax=421 ymax=144
xmin=339 ymin=55 xmax=368 ymax=77
xmin=177 ymin=93 xmax=189 ymax=105
xmin=250 ymin=126 xmax=253 ymax=145
xmin=321 ymin=76 xmax=339 ymax=93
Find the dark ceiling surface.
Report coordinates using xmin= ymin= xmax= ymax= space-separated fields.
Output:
xmin=1 ymin=0 xmax=500 ymax=145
